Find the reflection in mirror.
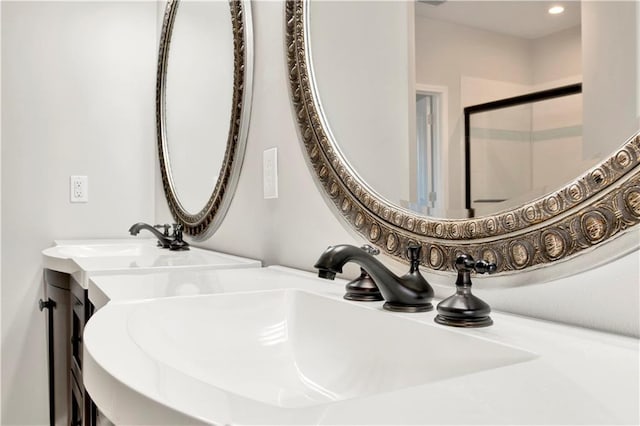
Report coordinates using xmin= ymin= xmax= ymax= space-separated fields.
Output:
xmin=289 ymin=0 xmax=640 ymax=275
xmin=308 ymin=1 xmax=412 ymax=212
xmin=165 ymin=1 xmax=233 ymax=214
xmin=466 ymin=84 xmax=585 ymax=217
xmin=308 ymin=0 xmax=639 ymax=219
xmin=157 ymin=0 xmax=252 ymax=238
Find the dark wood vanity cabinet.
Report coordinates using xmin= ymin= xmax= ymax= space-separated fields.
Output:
xmin=43 ymin=269 xmax=96 ymax=426
xmin=42 ymin=270 xmax=71 ymax=426
xmin=70 ymin=277 xmax=96 ymax=426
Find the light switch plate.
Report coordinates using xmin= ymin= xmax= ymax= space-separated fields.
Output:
xmin=263 ymin=148 xmax=278 ymax=199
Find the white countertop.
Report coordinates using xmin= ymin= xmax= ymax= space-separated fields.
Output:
xmin=84 ymin=266 xmax=639 ymax=425
xmin=88 ymin=265 xmax=331 ymax=310
xmin=42 ymin=239 xmax=261 ymax=288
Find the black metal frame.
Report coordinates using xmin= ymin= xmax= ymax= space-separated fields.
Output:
xmin=463 ymin=83 xmax=582 ymax=213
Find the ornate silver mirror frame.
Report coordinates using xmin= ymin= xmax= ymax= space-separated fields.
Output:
xmin=157 ymin=0 xmax=252 ymax=239
xmin=286 ymin=0 xmax=640 ymax=275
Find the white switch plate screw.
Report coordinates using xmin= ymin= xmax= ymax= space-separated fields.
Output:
xmin=70 ymin=176 xmax=88 ymax=203
xmin=263 ymin=147 xmax=278 ymax=199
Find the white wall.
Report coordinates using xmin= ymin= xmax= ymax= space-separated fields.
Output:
xmin=531 ymin=26 xmax=582 ymax=85
xmin=582 ymin=1 xmax=639 ymax=159
xmin=156 ymin=1 xmax=363 ymax=274
xmin=308 ymin=1 xmax=412 ymax=206
xmin=1 ymin=2 xmax=158 ymax=423
xmin=415 ymin=16 xmax=534 ymax=212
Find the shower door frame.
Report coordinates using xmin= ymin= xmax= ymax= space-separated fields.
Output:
xmin=463 ymin=83 xmax=583 ymax=215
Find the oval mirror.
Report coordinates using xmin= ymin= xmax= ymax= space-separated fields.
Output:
xmin=157 ymin=0 xmax=252 ymax=239
xmin=288 ymin=0 xmax=640 ymax=277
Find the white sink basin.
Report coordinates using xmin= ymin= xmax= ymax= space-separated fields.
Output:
xmin=42 ymin=239 xmax=261 ymax=287
xmin=85 ymin=288 xmax=536 ymax=422
xmin=47 ymin=242 xmax=149 ymax=258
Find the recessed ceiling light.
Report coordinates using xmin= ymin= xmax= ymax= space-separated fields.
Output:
xmin=548 ymin=5 xmax=565 ymax=15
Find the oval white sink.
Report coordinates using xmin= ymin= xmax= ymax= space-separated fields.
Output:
xmin=85 ymin=289 xmax=536 ymax=422
xmin=48 ymin=242 xmax=149 ymax=258
xmin=42 ymin=239 xmax=261 ymax=286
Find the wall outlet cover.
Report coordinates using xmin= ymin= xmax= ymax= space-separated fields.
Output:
xmin=70 ymin=175 xmax=88 ymax=203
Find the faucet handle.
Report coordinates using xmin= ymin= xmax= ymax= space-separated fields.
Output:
xmin=406 ymin=245 xmax=425 ymax=274
xmin=154 ymin=223 xmax=171 ymax=236
xmin=407 ymin=245 xmax=422 ymax=263
xmin=475 ymin=259 xmax=497 ymax=274
xmin=360 ymin=244 xmax=380 ymax=256
xmin=454 ymin=253 xmax=476 ymax=272
xmin=454 ymin=254 xmax=496 ymax=274
xmin=435 ymin=253 xmax=493 ymax=328
xmin=169 ymin=223 xmax=189 ymax=251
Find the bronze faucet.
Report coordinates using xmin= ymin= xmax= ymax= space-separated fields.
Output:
xmin=315 ymin=244 xmax=433 ymax=312
xmin=128 ymin=222 xmax=189 ymax=251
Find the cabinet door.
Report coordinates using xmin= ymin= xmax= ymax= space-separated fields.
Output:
xmin=70 ymin=293 xmax=84 ymax=381
xmin=70 ymin=278 xmax=97 ymax=426
xmin=70 ymin=373 xmax=83 ymax=426
xmin=43 ymin=270 xmax=71 ymax=426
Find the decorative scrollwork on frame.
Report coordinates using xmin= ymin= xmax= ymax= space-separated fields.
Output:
xmin=286 ymin=0 xmax=640 ymax=274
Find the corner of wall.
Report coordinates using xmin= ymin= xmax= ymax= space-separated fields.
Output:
xmin=0 ymin=0 xmax=4 ymax=420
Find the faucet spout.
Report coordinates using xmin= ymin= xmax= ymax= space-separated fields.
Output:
xmin=314 ymin=244 xmax=434 ymax=312
xmin=128 ymin=222 xmax=172 ymax=248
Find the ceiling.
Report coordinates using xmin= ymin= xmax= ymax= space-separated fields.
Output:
xmin=415 ymin=1 xmax=582 ymax=40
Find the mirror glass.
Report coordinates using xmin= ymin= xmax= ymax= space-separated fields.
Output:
xmin=165 ymin=0 xmax=234 ymax=214
xmin=308 ymin=0 xmax=639 ymax=219
xmin=468 ymin=87 xmax=584 ymax=216
xmin=158 ymin=0 xmax=251 ymax=238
